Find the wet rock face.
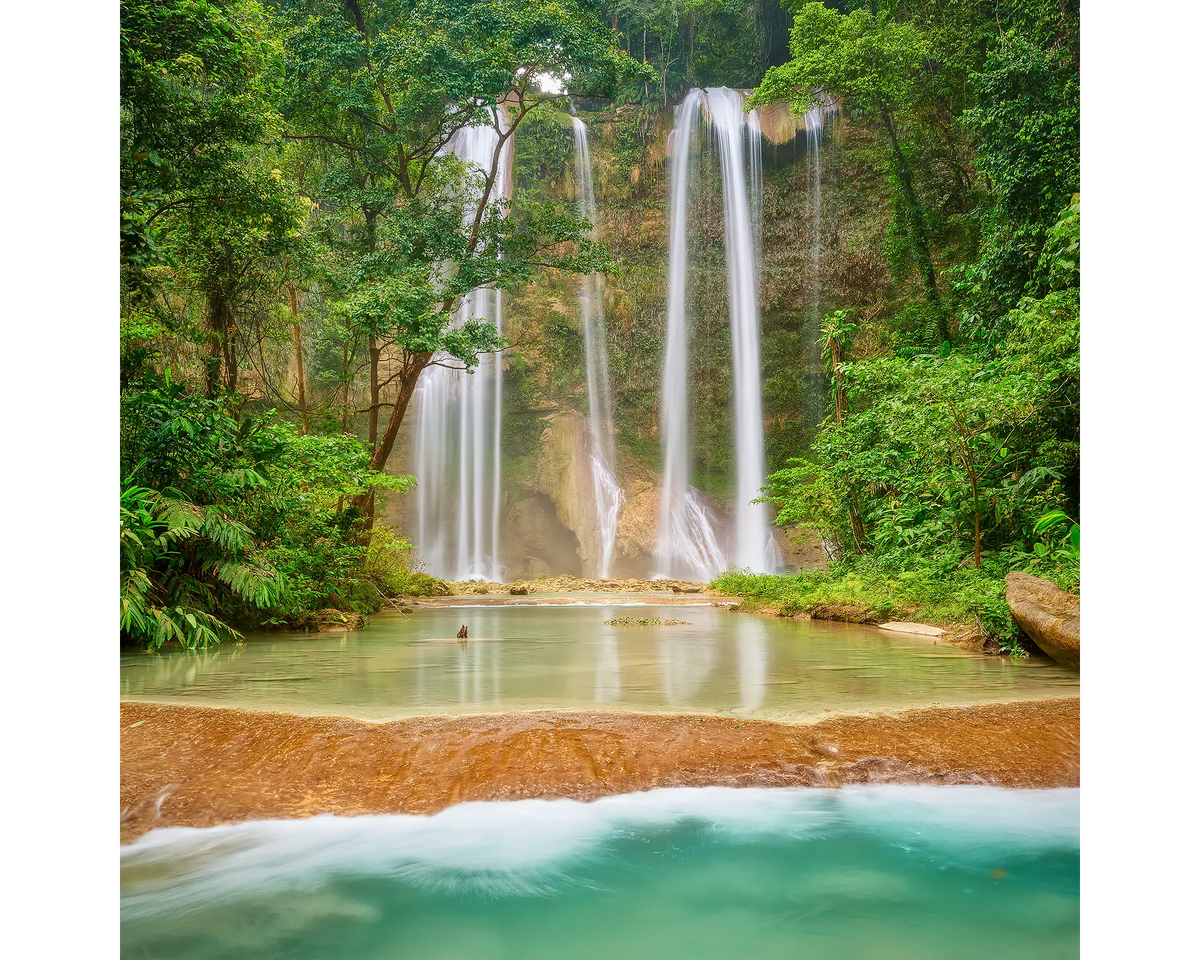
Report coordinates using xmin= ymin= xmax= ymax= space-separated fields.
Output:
xmin=534 ymin=412 xmax=601 ymax=575
xmin=530 ymin=411 xmax=662 ymax=579
xmin=501 ymin=493 xmax=583 ymax=580
xmin=1005 ymin=572 xmax=1080 ymax=668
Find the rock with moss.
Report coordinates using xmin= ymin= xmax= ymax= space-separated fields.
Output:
xmin=312 ymin=609 xmax=366 ymax=632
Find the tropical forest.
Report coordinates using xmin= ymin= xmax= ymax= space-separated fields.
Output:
xmin=120 ymin=1 xmax=1082 ymax=955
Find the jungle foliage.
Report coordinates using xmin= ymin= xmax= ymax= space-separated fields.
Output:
xmin=120 ymin=0 xmax=632 ymax=647
xmin=120 ymin=0 xmax=1082 ymax=647
xmin=734 ymin=0 xmax=1080 ymax=641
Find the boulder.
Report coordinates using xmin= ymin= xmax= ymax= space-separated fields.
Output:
xmin=1004 ymin=572 xmax=1080 ymax=668
xmin=809 ymin=604 xmax=878 ymax=624
xmin=878 ymin=622 xmax=944 ymax=638
xmin=313 ymin=609 xmax=365 ymax=631
xmin=942 ymin=629 xmax=1002 ymax=656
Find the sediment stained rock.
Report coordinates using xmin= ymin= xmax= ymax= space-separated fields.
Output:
xmin=1005 ymin=572 xmax=1080 ymax=668
xmin=121 ymin=699 xmax=1079 ymax=844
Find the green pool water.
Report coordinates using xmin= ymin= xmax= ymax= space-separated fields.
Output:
xmin=120 ymin=785 xmax=1079 ymax=959
xmin=120 ymin=604 xmax=1078 ymax=721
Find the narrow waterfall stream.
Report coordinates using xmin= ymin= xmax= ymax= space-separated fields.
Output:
xmin=413 ymin=115 xmax=513 ymax=581
xmin=705 ymin=87 xmax=776 ymax=573
xmin=572 ymin=118 xmax=624 ymax=578
xmin=806 ymin=101 xmax=824 ymax=332
xmin=656 ymin=89 xmax=726 ymax=580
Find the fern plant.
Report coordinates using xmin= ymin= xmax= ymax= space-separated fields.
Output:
xmin=120 ymin=485 xmax=281 ymax=649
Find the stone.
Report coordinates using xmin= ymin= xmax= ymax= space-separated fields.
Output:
xmin=313 ymin=609 xmax=365 ymax=631
xmin=502 ymin=493 xmax=582 ymax=580
xmin=809 ymin=604 xmax=878 ymax=624
xmin=878 ymin=622 xmax=944 ymax=638
xmin=942 ymin=630 xmax=1002 ymax=656
xmin=509 ymin=585 xmax=528 ymax=596
xmin=779 ymin=524 xmax=830 ymax=572
xmin=1004 ymin=572 xmax=1080 ymax=668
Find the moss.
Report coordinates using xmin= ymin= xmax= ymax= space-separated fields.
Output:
xmin=503 ymin=100 xmax=911 ymax=493
xmin=711 ymin=556 xmax=1064 ymax=648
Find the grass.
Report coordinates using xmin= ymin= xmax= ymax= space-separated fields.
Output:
xmin=712 ymin=551 xmax=1079 ymax=651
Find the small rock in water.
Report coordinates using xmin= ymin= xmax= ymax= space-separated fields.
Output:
xmin=603 ymin=616 xmax=692 ymax=626
xmin=456 ymin=624 xmax=468 ymax=639
xmin=989 ymin=869 xmax=1008 ymax=879
xmin=509 ymin=585 xmax=528 ymax=595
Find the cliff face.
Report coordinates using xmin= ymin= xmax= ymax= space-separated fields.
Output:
xmin=391 ymin=94 xmax=899 ymax=577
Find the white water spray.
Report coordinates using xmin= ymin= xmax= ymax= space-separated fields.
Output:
xmin=572 ymin=118 xmax=624 ymax=578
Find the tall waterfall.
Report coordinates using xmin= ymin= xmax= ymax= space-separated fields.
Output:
xmin=572 ymin=118 xmax=624 ymax=577
xmin=413 ymin=116 xmax=513 ymax=581
xmin=656 ymin=87 xmax=778 ymax=579
xmin=657 ymin=90 xmax=725 ymax=580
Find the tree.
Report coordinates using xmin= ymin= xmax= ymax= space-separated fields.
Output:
xmin=277 ymin=0 xmax=644 ymax=521
xmin=959 ymin=31 xmax=1080 ymax=339
xmin=765 ymin=191 xmax=1079 ymax=572
xmin=751 ymin=2 xmax=949 ymax=340
xmin=122 ymin=0 xmax=314 ymax=396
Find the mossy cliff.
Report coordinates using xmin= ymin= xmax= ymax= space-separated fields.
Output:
xmin=392 ymin=94 xmax=907 ymax=576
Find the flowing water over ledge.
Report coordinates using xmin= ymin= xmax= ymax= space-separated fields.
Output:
xmin=120 ymin=785 xmax=1079 ymax=959
xmin=120 ymin=605 xmax=1079 ymax=722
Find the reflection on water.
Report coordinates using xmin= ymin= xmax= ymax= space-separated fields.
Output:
xmin=120 ymin=605 xmax=1079 ymax=721
xmin=121 ymin=786 xmax=1080 ymax=960
xmin=658 ymin=633 xmax=717 ymax=707
xmin=594 ymin=635 xmax=620 ymax=703
xmin=738 ymin=619 xmax=768 ymax=711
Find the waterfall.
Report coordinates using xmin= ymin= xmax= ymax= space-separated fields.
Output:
xmin=656 ymin=87 xmax=779 ymax=579
xmin=805 ymin=101 xmax=824 ymax=333
xmin=656 ymin=90 xmax=726 ymax=580
xmin=706 ymin=87 xmax=775 ymax=573
xmin=413 ymin=114 xmax=513 ymax=581
xmin=572 ymin=118 xmax=624 ymax=578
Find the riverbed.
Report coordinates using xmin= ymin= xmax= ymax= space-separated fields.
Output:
xmin=120 ymin=599 xmax=1079 ymax=958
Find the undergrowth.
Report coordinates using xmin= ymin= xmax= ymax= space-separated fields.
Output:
xmin=712 ymin=549 xmax=1078 ymax=652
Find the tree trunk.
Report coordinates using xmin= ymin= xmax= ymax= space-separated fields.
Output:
xmin=368 ymin=336 xmax=381 ymax=449
xmin=288 ymin=284 xmax=310 ymax=435
xmin=341 ymin=342 xmax=351 ymax=433
xmin=830 ymin=337 xmax=866 ymax=552
xmin=881 ymin=111 xmax=950 ymax=342
xmin=349 ymin=352 xmax=431 ymax=524
xmin=205 ymin=289 xmax=232 ymax=399
xmin=223 ymin=328 xmax=238 ymax=394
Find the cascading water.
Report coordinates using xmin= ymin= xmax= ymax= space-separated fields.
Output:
xmin=656 ymin=88 xmax=779 ymax=578
xmin=706 ymin=87 xmax=776 ymax=573
xmin=656 ymin=90 xmax=726 ymax=580
xmin=572 ymin=117 xmax=623 ymax=578
xmin=805 ymin=102 xmax=823 ymax=329
xmin=413 ymin=114 xmax=513 ymax=581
